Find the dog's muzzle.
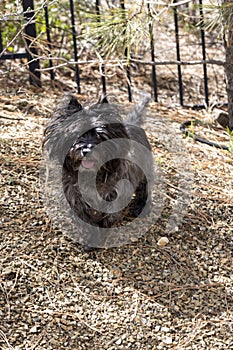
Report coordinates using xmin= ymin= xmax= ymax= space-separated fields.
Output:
xmin=80 ymin=146 xmax=96 ymax=169
xmin=81 ymin=158 xmax=95 ymax=169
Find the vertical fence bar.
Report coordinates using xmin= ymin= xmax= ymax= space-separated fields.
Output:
xmin=44 ymin=5 xmax=55 ymax=81
xmin=69 ymin=0 xmax=81 ymax=93
xmin=199 ymin=0 xmax=209 ymax=106
xmin=120 ymin=0 xmax=132 ymax=102
xmin=22 ymin=0 xmax=41 ymax=86
xmin=96 ymin=0 xmax=107 ymax=97
xmin=173 ymin=0 xmax=183 ymax=106
xmin=0 ymin=27 xmax=3 ymax=53
xmin=147 ymin=3 xmax=158 ymax=102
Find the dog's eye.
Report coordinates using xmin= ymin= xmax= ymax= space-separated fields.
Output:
xmin=96 ymin=126 xmax=105 ymax=133
xmin=95 ymin=126 xmax=107 ymax=139
xmin=73 ymin=143 xmax=79 ymax=149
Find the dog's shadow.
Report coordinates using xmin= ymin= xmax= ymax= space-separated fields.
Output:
xmin=63 ymin=228 xmax=230 ymax=320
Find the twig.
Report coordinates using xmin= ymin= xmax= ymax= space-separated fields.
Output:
xmin=0 ymin=115 xmax=24 ymax=121
xmin=0 ymin=1 xmax=49 ymax=59
xmin=150 ymin=282 xmax=224 ymax=299
xmin=130 ymin=58 xmax=225 ymax=66
xmin=33 ymin=57 xmax=225 ymax=72
xmin=0 ymin=330 xmax=15 ymax=350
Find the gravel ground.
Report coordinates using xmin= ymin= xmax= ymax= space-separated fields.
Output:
xmin=0 ymin=88 xmax=232 ymax=350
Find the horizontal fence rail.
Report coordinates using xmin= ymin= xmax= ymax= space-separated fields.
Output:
xmin=0 ymin=0 xmax=226 ymax=107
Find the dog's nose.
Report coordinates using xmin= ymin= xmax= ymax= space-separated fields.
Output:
xmin=81 ymin=147 xmax=92 ymax=157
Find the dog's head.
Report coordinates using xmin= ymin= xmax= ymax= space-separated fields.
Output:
xmin=64 ymin=125 xmax=107 ymax=172
xmin=64 ymin=122 xmax=129 ymax=173
xmin=43 ymin=95 xmax=132 ymax=173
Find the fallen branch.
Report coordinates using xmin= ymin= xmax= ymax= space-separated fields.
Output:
xmin=0 ymin=115 xmax=24 ymax=121
xmin=26 ymin=56 xmax=225 ymax=73
xmin=150 ymin=282 xmax=224 ymax=299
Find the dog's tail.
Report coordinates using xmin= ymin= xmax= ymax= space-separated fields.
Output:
xmin=126 ymin=94 xmax=151 ymax=126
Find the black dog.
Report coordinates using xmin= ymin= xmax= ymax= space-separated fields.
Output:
xmin=43 ymin=94 xmax=153 ymax=245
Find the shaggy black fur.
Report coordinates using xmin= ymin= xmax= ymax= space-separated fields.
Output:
xmin=43 ymin=94 xmax=153 ymax=230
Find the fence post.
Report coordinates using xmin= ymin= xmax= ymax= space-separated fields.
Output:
xmin=96 ymin=0 xmax=107 ymax=98
xmin=22 ymin=0 xmax=41 ymax=86
xmin=44 ymin=5 xmax=55 ymax=81
xmin=199 ymin=0 xmax=209 ymax=106
xmin=147 ymin=3 xmax=158 ymax=102
xmin=69 ymin=0 xmax=81 ymax=93
xmin=173 ymin=0 xmax=184 ymax=106
xmin=120 ymin=0 xmax=132 ymax=102
xmin=0 ymin=26 xmax=3 ymax=54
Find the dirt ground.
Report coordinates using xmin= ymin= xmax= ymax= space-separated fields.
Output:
xmin=0 ymin=69 xmax=232 ymax=350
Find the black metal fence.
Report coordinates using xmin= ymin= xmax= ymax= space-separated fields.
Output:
xmin=0 ymin=0 xmax=41 ymax=86
xmin=0 ymin=0 xmax=226 ymax=106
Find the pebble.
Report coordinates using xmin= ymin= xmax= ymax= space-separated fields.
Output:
xmin=163 ymin=336 xmax=173 ymax=345
xmin=157 ymin=237 xmax=169 ymax=246
xmin=29 ymin=326 xmax=38 ymax=333
xmin=115 ymin=338 xmax=122 ymax=345
xmin=161 ymin=326 xmax=170 ymax=332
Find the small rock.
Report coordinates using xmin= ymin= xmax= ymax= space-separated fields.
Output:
xmin=161 ymin=326 xmax=170 ymax=332
xmin=29 ymin=326 xmax=38 ymax=333
xmin=157 ymin=237 xmax=169 ymax=246
xmin=163 ymin=336 xmax=173 ymax=345
xmin=141 ymin=317 xmax=147 ymax=324
xmin=115 ymin=338 xmax=122 ymax=345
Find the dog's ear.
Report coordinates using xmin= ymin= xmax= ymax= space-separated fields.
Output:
xmin=67 ymin=95 xmax=83 ymax=112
